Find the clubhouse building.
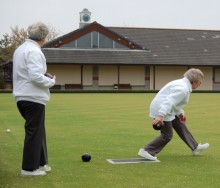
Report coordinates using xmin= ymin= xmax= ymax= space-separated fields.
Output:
xmin=2 ymin=8 xmax=220 ymax=91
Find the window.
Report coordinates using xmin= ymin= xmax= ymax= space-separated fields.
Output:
xmin=61 ymin=40 xmax=76 ymax=48
xmin=77 ymin=33 xmax=91 ymax=48
xmin=114 ymin=41 xmax=127 ymax=49
xmin=99 ymin=33 xmax=113 ymax=48
xmin=92 ymin=31 xmax=98 ymax=48
xmin=61 ymin=31 xmax=128 ymax=49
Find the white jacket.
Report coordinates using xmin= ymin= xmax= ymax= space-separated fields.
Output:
xmin=149 ymin=77 xmax=192 ymax=121
xmin=13 ymin=39 xmax=55 ymax=105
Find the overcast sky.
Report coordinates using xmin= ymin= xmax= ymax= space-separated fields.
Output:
xmin=1 ymin=0 xmax=220 ymax=37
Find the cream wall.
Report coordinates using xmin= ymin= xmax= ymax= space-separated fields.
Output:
xmin=99 ymin=65 xmax=118 ymax=85
xmin=120 ymin=66 xmax=145 ymax=85
xmin=47 ymin=65 xmax=81 ymax=84
xmin=154 ymin=66 xmax=188 ymax=89
xmin=150 ymin=66 xmax=212 ymax=90
xmin=47 ymin=64 xmax=213 ymax=90
xmin=99 ymin=65 xmax=145 ymax=86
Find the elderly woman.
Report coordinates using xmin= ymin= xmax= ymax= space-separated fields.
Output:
xmin=138 ymin=68 xmax=209 ymax=161
xmin=13 ymin=22 xmax=56 ymax=176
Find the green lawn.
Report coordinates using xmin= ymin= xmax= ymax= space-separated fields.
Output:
xmin=0 ymin=93 xmax=220 ymax=188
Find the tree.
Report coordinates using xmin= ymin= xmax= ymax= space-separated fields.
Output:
xmin=0 ymin=34 xmax=14 ymax=63
xmin=47 ymin=25 xmax=61 ymax=42
xmin=0 ymin=25 xmax=61 ymax=64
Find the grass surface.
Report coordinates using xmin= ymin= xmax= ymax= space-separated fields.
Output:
xmin=0 ymin=93 xmax=220 ymax=188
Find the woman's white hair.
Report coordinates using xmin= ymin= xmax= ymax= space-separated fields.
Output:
xmin=184 ymin=68 xmax=204 ymax=82
xmin=28 ymin=22 xmax=49 ymax=41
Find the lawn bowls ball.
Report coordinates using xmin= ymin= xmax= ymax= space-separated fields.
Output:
xmin=153 ymin=123 xmax=163 ymax=131
xmin=82 ymin=153 xmax=91 ymax=162
xmin=44 ymin=73 xmax=53 ymax=79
